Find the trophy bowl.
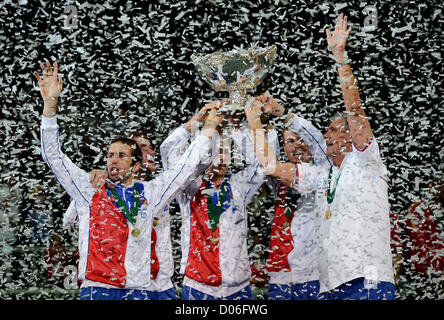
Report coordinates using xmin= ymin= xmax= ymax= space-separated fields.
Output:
xmin=191 ymin=45 xmax=277 ymax=113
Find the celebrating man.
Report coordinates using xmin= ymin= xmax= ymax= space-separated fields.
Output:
xmin=264 ymin=110 xmax=328 ymax=300
xmin=36 ymin=61 xmax=222 ymax=300
xmin=245 ymin=14 xmax=395 ymax=300
xmin=64 ymin=131 xmax=177 ymax=299
xmin=160 ymin=102 xmax=279 ymax=300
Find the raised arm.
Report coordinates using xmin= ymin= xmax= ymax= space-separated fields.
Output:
xmin=326 ymin=13 xmax=373 ymax=148
xmin=244 ymin=98 xmax=297 ymax=188
xmin=160 ymin=125 xmax=191 ymax=170
xmin=149 ymin=107 xmax=224 ymax=213
xmin=286 ymin=113 xmax=330 ymax=165
xmin=34 ymin=60 xmax=63 ymax=119
xmin=160 ymin=101 xmax=220 ymax=170
xmin=37 ymin=61 xmax=94 ymax=204
xmin=183 ymin=101 xmax=223 ymax=135
xmin=231 ymin=127 xmax=280 ymax=204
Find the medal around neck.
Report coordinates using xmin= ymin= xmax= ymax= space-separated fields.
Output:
xmin=191 ymin=45 xmax=277 ymax=113
xmin=109 ymin=187 xmax=141 ymax=236
xmin=324 ymin=207 xmax=332 ymax=220
xmin=324 ymin=167 xmax=342 ymax=220
xmin=131 ymin=228 xmax=141 ymax=237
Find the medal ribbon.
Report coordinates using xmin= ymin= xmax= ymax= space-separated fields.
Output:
xmin=327 ymin=166 xmax=342 ymax=205
xmin=109 ymin=186 xmax=140 ymax=225
xmin=203 ymin=176 xmax=231 ymax=233
xmin=284 ymin=187 xmax=301 ymax=220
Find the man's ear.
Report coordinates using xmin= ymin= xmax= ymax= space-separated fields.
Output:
xmin=132 ymin=162 xmax=141 ymax=174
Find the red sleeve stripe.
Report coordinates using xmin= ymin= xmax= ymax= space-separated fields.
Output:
xmin=353 ymin=136 xmax=374 ymax=152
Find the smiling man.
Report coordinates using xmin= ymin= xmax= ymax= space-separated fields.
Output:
xmin=106 ymin=136 xmax=142 ymax=183
xmin=131 ymin=132 xmax=157 ymax=179
xmin=244 ymin=14 xmax=395 ymax=300
xmin=63 ymin=130 xmax=178 ymax=299
xmin=283 ymin=130 xmax=313 ymax=164
xmin=36 ymin=60 xmax=222 ymax=300
xmin=322 ymin=113 xmax=353 ymax=168
xmin=262 ymin=111 xmax=328 ymax=300
xmin=160 ymin=102 xmax=279 ymax=300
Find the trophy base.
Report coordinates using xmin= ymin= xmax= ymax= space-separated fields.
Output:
xmin=220 ymin=103 xmax=244 ymax=113
xmin=221 ymin=89 xmax=248 ymax=114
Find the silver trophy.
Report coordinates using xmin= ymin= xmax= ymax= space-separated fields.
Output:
xmin=191 ymin=45 xmax=277 ymax=114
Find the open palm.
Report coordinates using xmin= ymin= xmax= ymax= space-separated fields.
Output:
xmin=326 ymin=13 xmax=353 ymax=60
xmin=34 ymin=61 xmax=63 ymax=102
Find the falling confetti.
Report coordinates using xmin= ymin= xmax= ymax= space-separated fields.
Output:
xmin=0 ymin=0 xmax=442 ymax=300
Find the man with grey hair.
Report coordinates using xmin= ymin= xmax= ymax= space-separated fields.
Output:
xmin=244 ymin=13 xmax=395 ymax=300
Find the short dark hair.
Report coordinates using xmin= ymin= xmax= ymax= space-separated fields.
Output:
xmin=110 ymin=137 xmax=143 ymax=165
xmin=127 ymin=131 xmax=148 ymax=140
xmin=127 ymin=131 xmax=156 ymax=149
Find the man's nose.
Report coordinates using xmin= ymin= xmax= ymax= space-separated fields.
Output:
xmin=323 ymin=132 xmax=330 ymax=140
xmin=109 ymin=155 xmax=119 ymax=163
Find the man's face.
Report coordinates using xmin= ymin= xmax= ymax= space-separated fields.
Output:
xmin=207 ymin=147 xmax=230 ymax=178
xmin=323 ymin=118 xmax=352 ymax=163
xmin=106 ymin=142 xmax=138 ymax=183
xmin=283 ymin=130 xmax=313 ymax=164
xmin=133 ymin=136 xmax=156 ymax=179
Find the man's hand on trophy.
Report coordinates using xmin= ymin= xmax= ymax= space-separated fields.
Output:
xmin=201 ymin=106 xmax=225 ymax=139
xmin=203 ymin=105 xmax=225 ymax=131
xmin=244 ymin=96 xmax=264 ymax=130
xmin=185 ymin=99 xmax=226 ymax=133
xmin=262 ymin=94 xmax=285 ymax=118
xmin=252 ymin=94 xmax=285 ymax=122
xmin=198 ymin=100 xmax=224 ymax=121
xmin=205 ymin=99 xmax=228 ymax=135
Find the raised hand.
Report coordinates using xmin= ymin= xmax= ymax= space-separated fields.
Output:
xmin=244 ymin=96 xmax=264 ymax=126
xmin=34 ymin=60 xmax=63 ymax=117
xmin=202 ymin=103 xmax=225 ymax=139
xmin=185 ymin=99 xmax=226 ymax=133
xmin=205 ymin=106 xmax=224 ymax=127
xmin=257 ymin=94 xmax=285 ymax=118
xmin=34 ymin=60 xmax=63 ymax=102
xmin=326 ymin=13 xmax=353 ymax=62
xmin=195 ymin=100 xmax=226 ymax=123
xmin=326 ymin=15 xmax=372 ymax=149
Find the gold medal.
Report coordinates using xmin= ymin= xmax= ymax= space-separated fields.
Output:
xmin=131 ymin=228 xmax=141 ymax=237
xmin=210 ymin=235 xmax=218 ymax=245
xmin=324 ymin=208 xmax=332 ymax=220
xmin=153 ymin=217 xmax=159 ymax=227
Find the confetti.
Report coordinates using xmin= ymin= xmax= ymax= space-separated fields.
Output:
xmin=0 ymin=0 xmax=442 ymax=301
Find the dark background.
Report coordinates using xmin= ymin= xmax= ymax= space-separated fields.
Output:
xmin=0 ymin=0 xmax=442 ymax=299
